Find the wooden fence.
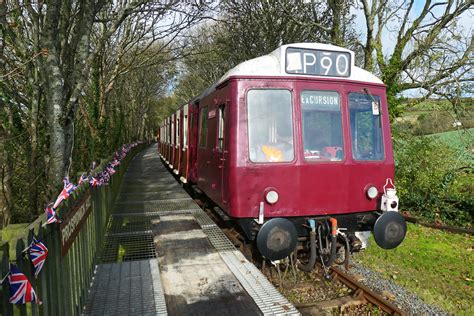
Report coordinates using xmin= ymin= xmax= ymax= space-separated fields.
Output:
xmin=0 ymin=143 xmax=145 ymax=316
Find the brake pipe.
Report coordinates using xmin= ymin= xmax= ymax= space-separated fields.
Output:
xmin=297 ymin=219 xmax=317 ymax=272
xmin=325 ymin=218 xmax=338 ymax=267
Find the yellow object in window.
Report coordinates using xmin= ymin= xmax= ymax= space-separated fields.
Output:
xmin=261 ymin=145 xmax=283 ymax=162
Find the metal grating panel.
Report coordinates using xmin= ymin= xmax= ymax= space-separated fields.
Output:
xmin=114 ymin=200 xmax=201 ymax=215
xmin=150 ymin=259 xmax=168 ymax=315
xmin=188 ymin=207 xmax=300 ymax=315
xmin=192 ymin=210 xmax=219 ymax=228
xmin=220 ymin=251 xmax=300 ymax=316
xmin=83 ymin=259 xmax=167 ymax=315
xmin=100 ymin=233 xmax=157 ymax=263
xmin=202 ymin=227 xmax=236 ymax=251
xmin=108 ymin=215 xmax=155 ymax=235
xmin=111 ymin=210 xmax=193 ymax=217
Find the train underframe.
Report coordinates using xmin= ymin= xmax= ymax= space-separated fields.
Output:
xmin=184 ymin=179 xmax=406 ymax=274
xmin=233 ymin=210 xmax=406 ymax=272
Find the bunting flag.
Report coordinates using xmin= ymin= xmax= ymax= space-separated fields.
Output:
xmin=45 ymin=204 xmax=61 ymax=224
xmin=110 ymin=159 xmax=120 ymax=167
xmin=39 ymin=142 xmax=140 ymax=228
xmin=89 ymin=176 xmax=99 ymax=187
xmin=52 ymin=177 xmax=76 ymax=209
xmin=28 ymin=237 xmax=48 ymax=278
xmin=107 ymin=166 xmax=116 ymax=175
xmin=78 ymin=173 xmax=88 ymax=186
xmin=7 ymin=264 xmax=41 ymax=304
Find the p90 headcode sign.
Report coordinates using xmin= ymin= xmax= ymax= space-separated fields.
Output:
xmin=285 ymin=47 xmax=351 ymax=77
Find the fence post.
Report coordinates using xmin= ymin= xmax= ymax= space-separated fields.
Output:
xmin=0 ymin=242 xmax=13 ymax=315
xmin=15 ymin=238 xmax=27 ymax=316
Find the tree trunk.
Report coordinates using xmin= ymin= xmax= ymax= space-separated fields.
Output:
xmin=28 ymin=73 xmax=40 ymax=216
xmin=0 ymin=0 xmax=12 ymax=227
xmin=1 ymin=107 xmax=15 ymax=227
xmin=328 ymin=0 xmax=344 ymax=46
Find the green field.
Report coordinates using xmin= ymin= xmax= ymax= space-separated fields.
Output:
xmin=427 ymin=128 xmax=474 ymax=162
xmin=355 ymin=224 xmax=474 ymax=315
xmin=396 ymin=98 xmax=474 ymax=136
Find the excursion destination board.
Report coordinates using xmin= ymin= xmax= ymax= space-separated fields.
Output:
xmin=285 ymin=47 xmax=351 ymax=77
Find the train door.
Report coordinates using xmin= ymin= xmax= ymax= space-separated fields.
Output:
xmin=188 ymin=103 xmax=199 ymax=183
xmin=165 ymin=118 xmax=170 ymax=162
xmin=297 ymin=86 xmax=349 ymax=213
xmin=197 ymin=104 xmax=210 ymax=192
xmin=180 ymin=104 xmax=189 ymax=180
xmin=174 ymin=109 xmax=181 ymax=173
xmin=216 ymin=102 xmax=230 ymax=206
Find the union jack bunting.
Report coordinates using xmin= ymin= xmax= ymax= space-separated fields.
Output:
xmin=7 ymin=264 xmax=41 ymax=304
xmin=78 ymin=174 xmax=88 ymax=186
xmin=28 ymin=237 xmax=48 ymax=278
xmin=111 ymin=159 xmax=120 ymax=167
xmin=45 ymin=204 xmax=61 ymax=224
xmin=52 ymin=177 xmax=76 ymax=209
xmin=89 ymin=176 xmax=99 ymax=187
xmin=107 ymin=166 xmax=116 ymax=175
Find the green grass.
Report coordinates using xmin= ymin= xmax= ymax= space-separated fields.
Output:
xmin=355 ymin=223 xmax=474 ymax=315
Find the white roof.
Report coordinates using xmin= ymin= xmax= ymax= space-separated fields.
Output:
xmin=196 ymin=43 xmax=383 ymax=101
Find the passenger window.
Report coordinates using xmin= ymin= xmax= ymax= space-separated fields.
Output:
xmin=247 ymin=89 xmax=294 ymax=163
xmin=199 ymin=107 xmax=208 ymax=148
xmin=183 ymin=114 xmax=188 ymax=148
xmin=301 ymin=91 xmax=344 ymax=161
xmin=217 ymin=105 xmax=225 ymax=151
xmin=171 ymin=117 xmax=175 ymax=146
xmin=349 ymin=92 xmax=384 ymax=160
xmin=177 ymin=117 xmax=180 ymax=146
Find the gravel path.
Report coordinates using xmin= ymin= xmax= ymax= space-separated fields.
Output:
xmin=347 ymin=260 xmax=448 ymax=315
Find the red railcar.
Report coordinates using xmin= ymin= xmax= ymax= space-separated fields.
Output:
xmin=158 ymin=43 xmax=406 ymax=263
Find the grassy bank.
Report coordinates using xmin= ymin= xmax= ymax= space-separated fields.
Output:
xmin=355 ymin=223 xmax=474 ymax=315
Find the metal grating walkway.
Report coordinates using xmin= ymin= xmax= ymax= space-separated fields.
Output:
xmin=84 ymin=145 xmax=299 ymax=316
xmin=83 ymin=147 xmax=167 ymax=315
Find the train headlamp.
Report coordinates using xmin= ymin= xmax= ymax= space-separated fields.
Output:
xmin=367 ymin=186 xmax=378 ymax=199
xmin=265 ymin=190 xmax=279 ymax=204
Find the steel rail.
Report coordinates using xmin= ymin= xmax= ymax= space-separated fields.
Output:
xmin=331 ymin=266 xmax=406 ymax=315
xmin=403 ymin=214 xmax=473 ymax=235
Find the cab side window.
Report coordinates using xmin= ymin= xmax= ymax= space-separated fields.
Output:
xmin=348 ymin=93 xmax=384 ymax=160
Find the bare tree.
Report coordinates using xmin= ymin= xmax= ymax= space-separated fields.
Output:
xmin=359 ymin=0 xmax=473 ymax=115
xmin=2 ymin=0 xmax=210 ymax=187
xmin=1 ymin=0 xmax=211 ymax=224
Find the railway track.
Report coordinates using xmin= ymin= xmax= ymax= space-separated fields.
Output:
xmin=191 ymin=195 xmax=407 ymax=315
xmin=330 ymin=267 xmax=406 ymax=315
xmin=403 ymin=213 xmax=473 ymax=235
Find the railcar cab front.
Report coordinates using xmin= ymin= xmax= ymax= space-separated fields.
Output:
xmin=193 ymin=43 xmax=407 ymax=264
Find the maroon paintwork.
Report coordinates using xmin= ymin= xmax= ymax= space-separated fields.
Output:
xmin=160 ymin=75 xmax=393 ymax=220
